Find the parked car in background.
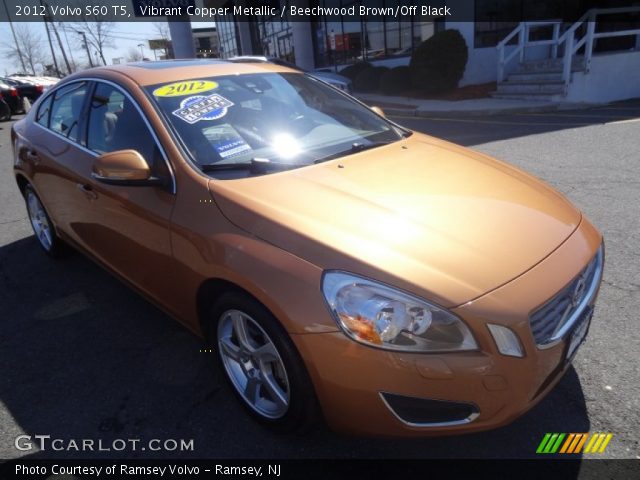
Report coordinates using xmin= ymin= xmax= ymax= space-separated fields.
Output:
xmin=0 ymin=80 xmax=23 ymax=114
xmin=2 ymin=77 xmax=44 ymax=104
xmin=228 ymin=56 xmax=353 ymax=93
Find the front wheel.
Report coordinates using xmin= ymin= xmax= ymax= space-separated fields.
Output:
xmin=207 ymin=291 xmax=319 ymax=432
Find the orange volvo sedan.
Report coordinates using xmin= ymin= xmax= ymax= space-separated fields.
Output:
xmin=12 ymin=60 xmax=603 ymax=436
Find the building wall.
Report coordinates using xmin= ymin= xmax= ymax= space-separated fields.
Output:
xmin=566 ymin=50 xmax=640 ymax=103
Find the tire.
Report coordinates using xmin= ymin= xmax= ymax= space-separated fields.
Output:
xmin=24 ymin=184 xmax=66 ymax=257
xmin=0 ymin=103 xmax=10 ymax=121
xmin=207 ymin=291 xmax=319 ymax=432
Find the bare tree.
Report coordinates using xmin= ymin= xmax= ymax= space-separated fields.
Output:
xmin=126 ymin=46 xmax=143 ymax=63
xmin=2 ymin=24 xmax=48 ymax=74
xmin=74 ymin=19 xmax=116 ymax=66
xmin=153 ymin=21 xmax=170 ymax=42
xmin=152 ymin=21 xmax=171 ymax=59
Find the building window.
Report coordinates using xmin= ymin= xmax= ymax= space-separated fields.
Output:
xmin=255 ymin=13 xmax=294 ymax=61
xmin=312 ymin=0 xmax=442 ymax=68
xmin=473 ymin=0 xmax=588 ymax=48
xmin=217 ymin=13 xmax=240 ymax=58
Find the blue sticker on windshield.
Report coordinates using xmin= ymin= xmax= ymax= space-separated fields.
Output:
xmin=172 ymin=94 xmax=234 ymax=124
xmin=214 ymin=138 xmax=252 ymax=159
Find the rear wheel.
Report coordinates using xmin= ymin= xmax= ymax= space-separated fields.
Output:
xmin=24 ymin=184 xmax=65 ymax=257
xmin=207 ymin=291 xmax=319 ymax=432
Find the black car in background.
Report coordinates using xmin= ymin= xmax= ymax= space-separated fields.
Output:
xmin=2 ymin=77 xmax=46 ymax=108
xmin=0 ymin=80 xmax=24 ymax=114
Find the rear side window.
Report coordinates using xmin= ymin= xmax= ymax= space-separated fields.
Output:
xmin=49 ymin=82 xmax=88 ymax=141
xmin=86 ymin=82 xmax=156 ymax=166
xmin=36 ymin=95 xmax=52 ymax=127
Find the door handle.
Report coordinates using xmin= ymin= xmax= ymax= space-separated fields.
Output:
xmin=76 ymin=183 xmax=97 ymax=200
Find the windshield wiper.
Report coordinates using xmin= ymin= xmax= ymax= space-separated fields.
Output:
xmin=200 ymin=157 xmax=308 ymax=174
xmin=313 ymin=141 xmax=394 ymax=164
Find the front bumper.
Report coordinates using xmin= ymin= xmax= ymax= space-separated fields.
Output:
xmin=292 ymin=217 xmax=602 ymax=436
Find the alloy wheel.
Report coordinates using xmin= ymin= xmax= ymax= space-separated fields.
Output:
xmin=26 ymin=190 xmax=53 ymax=252
xmin=217 ymin=309 xmax=290 ymax=419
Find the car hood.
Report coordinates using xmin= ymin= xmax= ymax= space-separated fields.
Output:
xmin=208 ymin=134 xmax=581 ymax=307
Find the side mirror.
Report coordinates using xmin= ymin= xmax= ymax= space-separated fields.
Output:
xmin=92 ymin=150 xmax=161 ymax=186
xmin=370 ymin=106 xmax=386 ymax=118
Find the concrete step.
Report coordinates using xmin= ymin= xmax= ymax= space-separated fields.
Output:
xmin=496 ymin=81 xmax=565 ymax=95
xmin=516 ymin=56 xmax=585 ymax=73
xmin=491 ymin=92 xmax=564 ymax=102
xmin=508 ymin=71 xmax=564 ymax=82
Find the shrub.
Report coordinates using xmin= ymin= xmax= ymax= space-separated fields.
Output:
xmin=353 ymin=66 xmax=389 ymax=92
xmin=339 ymin=61 xmax=372 ymax=80
xmin=380 ymin=66 xmax=411 ymax=95
xmin=409 ymin=30 xmax=468 ymax=94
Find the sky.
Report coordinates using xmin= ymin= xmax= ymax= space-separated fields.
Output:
xmin=0 ymin=20 xmax=214 ymax=76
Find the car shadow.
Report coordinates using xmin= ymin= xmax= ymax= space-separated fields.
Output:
xmin=0 ymin=235 xmax=589 ymax=465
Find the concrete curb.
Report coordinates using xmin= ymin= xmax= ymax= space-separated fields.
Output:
xmin=354 ymin=93 xmax=599 ymax=117
xmin=380 ymin=102 xmax=597 ymax=118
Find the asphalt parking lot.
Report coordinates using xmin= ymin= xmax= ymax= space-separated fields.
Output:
xmin=0 ymin=101 xmax=639 ymax=461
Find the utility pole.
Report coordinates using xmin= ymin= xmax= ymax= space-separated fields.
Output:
xmin=137 ymin=43 xmax=145 ymax=60
xmin=52 ymin=25 xmax=72 ymax=74
xmin=75 ymin=30 xmax=94 ymax=68
xmin=61 ymin=23 xmax=76 ymax=72
xmin=42 ymin=0 xmax=71 ymax=75
xmin=39 ymin=0 xmax=61 ymax=76
xmin=2 ymin=0 xmax=27 ymax=72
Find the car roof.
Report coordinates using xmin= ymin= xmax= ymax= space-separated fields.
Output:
xmin=69 ymin=59 xmax=300 ymax=87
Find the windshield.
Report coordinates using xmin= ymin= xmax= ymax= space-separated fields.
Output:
xmin=145 ymin=72 xmax=405 ymax=178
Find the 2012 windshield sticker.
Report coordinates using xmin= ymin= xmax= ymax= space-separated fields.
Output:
xmin=172 ymin=94 xmax=234 ymax=124
xmin=153 ymin=80 xmax=218 ymax=97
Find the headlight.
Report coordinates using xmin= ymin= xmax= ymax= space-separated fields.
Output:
xmin=322 ymin=272 xmax=478 ymax=352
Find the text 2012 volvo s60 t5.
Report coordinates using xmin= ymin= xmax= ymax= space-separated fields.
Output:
xmin=12 ymin=60 xmax=603 ymax=436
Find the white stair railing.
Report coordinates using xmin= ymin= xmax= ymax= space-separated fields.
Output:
xmin=496 ymin=20 xmax=562 ymax=82
xmin=497 ymin=6 xmax=640 ymax=95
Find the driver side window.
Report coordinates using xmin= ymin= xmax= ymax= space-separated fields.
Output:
xmin=87 ymin=82 xmax=156 ymax=167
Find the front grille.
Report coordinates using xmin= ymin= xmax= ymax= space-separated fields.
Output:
xmin=529 ymin=247 xmax=603 ymax=346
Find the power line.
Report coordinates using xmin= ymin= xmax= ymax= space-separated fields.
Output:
xmin=57 ymin=24 xmax=157 ymax=42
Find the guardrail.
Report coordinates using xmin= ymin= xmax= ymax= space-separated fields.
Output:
xmin=497 ymin=6 xmax=640 ymax=94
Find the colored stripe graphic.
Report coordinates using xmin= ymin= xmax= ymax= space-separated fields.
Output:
xmin=584 ymin=433 xmax=599 ymax=453
xmin=598 ymin=433 xmax=613 ymax=453
xmin=550 ymin=433 xmax=565 ymax=453
xmin=536 ymin=433 xmax=552 ymax=453
xmin=537 ymin=433 xmax=613 ymax=454
xmin=559 ymin=434 xmax=575 ymax=453
xmin=574 ymin=433 xmax=589 ymax=453
xmin=536 ymin=433 xmax=565 ymax=453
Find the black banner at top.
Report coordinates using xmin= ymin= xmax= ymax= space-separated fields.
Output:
xmin=0 ymin=0 xmax=638 ymax=23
